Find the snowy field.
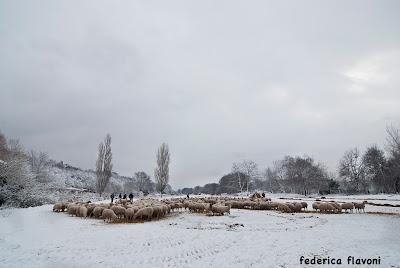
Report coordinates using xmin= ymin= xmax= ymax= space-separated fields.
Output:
xmin=1 ymin=195 xmax=400 ymax=268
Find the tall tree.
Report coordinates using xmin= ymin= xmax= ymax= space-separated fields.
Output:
xmin=96 ymin=134 xmax=113 ymax=196
xmin=386 ymin=125 xmax=400 ymax=158
xmin=154 ymin=143 xmax=170 ymax=197
xmin=385 ymin=125 xmax=400 ymax=193
xmin=232 ymin=160 xmax=258 ymax=193
xmin=339 ymin=148 xmax=366 ymax=193
xmin=362 ymin=145 xmax=387 ymax=192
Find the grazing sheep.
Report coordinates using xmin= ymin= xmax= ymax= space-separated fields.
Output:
xmin=341 ymin=202 xmax=354 ymax=213
xmin=102 ymin=209 xmax=117 ymax=223
xmin=269 ymin=202 xmax=279 ymax=210
xmin=77 ymin=206 xmax=88 ymax=217
xmin=211 ymin=204 xmax=230 ymax=216
xmin=312 ymin=202 xmax=321 ymax=211
xmin=291 ymin=202 xmax=303 ymax=212
xmin=300 ymin=202 xmax=308 ymax=211
xmin=53 ymin=203 xmax=64 ymax=212
xmin=93 ymin=206 xmax=105 ymax=218
xmin=183 ymin=201 xmax=190 ymax=210
xmin=330 ymin=202 xmax=342 ymax=213
xmin=161 ymin=205 xmax=169 ymax=216
xmin=125 ymin=208 xmax=136 ymax=221
xmin=286 ymin=203 xmax=296 ymax=212
xmin=278 ymin=203 xmax=292 ymax=213
xmin=152 ymin=206 xmax=163 ymax=219
xmin=319 ymin=203 xmax=335 ymax=213
xmin=67 ymin=205 xmax=79 ymax=216
xmin=111 ymin=206 xmax=126 ymax=219
xmin=87 ymin=205 xmax=96 ymax=217
xmin=134 ymin=207 xmax=154 ymax=221
xmin=353 ymin=201 xmax=367 ymax=213
xmin=255 ymin=202 xmax=271 ymax=210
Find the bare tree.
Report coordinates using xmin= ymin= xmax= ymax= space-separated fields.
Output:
xmin=135 ymin=171 xmax=153 ymax=193
xmin=339 ymin=148 xmax=366 ymax=193
xmin=154 ymin=143 xmax=170 ymax=197
xmin=96 ymin=134 xmax=113 ymax=196
xmin=386 ymin=125 xmax=400 ymax=158
xmin=232 ymin=162 xmax=245 ymax=193
xmin=29 ymin=150 xmax=49 ymax=182
xmin=232 ymin=160 xmax=258 ymax=193
xmin=362 ymin=145 xmax=387 ymax=192
xmin=385 ymin=125 xmax=400 ymax=193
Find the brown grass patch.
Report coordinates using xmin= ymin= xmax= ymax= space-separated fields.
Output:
xmin=366 ymin=202 xmax=400 ymax=207
xmin=367 ymin=211 xmax=400 ymax=217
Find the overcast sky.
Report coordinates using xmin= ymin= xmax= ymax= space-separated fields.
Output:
xmin=1 ymin=1 xmax=399 ymax=188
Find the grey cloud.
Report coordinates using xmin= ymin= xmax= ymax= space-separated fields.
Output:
xmin=1 ymin=0 xmax=399 ymax=188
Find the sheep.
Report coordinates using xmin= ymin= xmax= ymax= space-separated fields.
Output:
xmin=319 ymin=202 xmax=335 ymax=213
xmin=330 ymin=202 xmax=342 ymax=213
xmin=278 ymin=203 xmax=292 ymax=213
xmin=161 ymin=205 xmax=169 ymax=216
xmin=111 ymin=206 xmax=126 ymax=219
xmin=102 ymin=209 xmax=117 ymax=223
xmin=67 ymin=205 xmax=79 ymax=216
xmin=269 ymin=202 xmax=279 ymax=210
xmin=77 ymin=206 xmax=88 ymax=217
xmin=286 ymin=203 xmax=296 ymax=212
xmin=211 ymin=204 xmax=230 ymax=216
xmin=125 ymin=208 xmax=136 ymax=221
xmin=341 ymin=202 xmax=354 ymax=213
xmin=183 ymin=201 xmax=190 ymax=210
xmin=300 ymin=202 xmax=308 ymax=211
xmin=253 ymin=202 xmax=269 ymax=210
xmin=312 ymin=202 xmax=321 ymax=211
xmin=152 ymin=206 xmax=163 ymax=219
xmin=86 ymin=205 xmax=96 ymax=217
xmin=231 ymin=201 xmax=245 ymax=209
xmin=291 ymin=202 xmax=303 ymax=212
xmin=134 ymin=207 xmax=154 ymax=221
xmin=189 ymin=203 xmax=208 ymax=213
xmin=353 ymin=201 xmax=367 ymax=213
xmin=92 ymin=206 xmax=105 ymax=218
xmin=53 ymin=203 xmax=64 ymax=212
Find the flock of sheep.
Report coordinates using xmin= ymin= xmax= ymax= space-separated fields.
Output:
xmin=52 ymin=195 xmax=368 ymax=223
xmin=52 ymin=197 xmax=233 ymax=223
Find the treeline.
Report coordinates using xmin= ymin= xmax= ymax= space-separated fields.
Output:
xmin=0 ymin=131 xmax=173 ymax=207
xmin=178 ymin=125 xmax=400 ymax=195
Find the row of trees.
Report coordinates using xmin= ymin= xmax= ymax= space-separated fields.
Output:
xmin=339 ymin=126 xmax=400 ymax=193
xmin=179 ymin=125 xmax=400 ymax=195
xmin=179 ymin=157 xmax=332 ymax=195
xmin=94 ymin=134 xmax=171 ymax=197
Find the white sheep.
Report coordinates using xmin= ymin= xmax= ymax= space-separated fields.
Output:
xmin=134 ymin=207 xmax=154 ymax=221
xmin=102 ymin=209 xmax=117 ymax=223
xmin=77 ymin=206 xmax=88 ymax=217
xmin=211 ymin=204 xmax=230 ymax=215
xmin=353 ymin=201 xmax=367 ymax=213
xmin=300 ymin=202 xmax=308 ymax=210
xmin=341 ymin=202 xmax=354 ymax=213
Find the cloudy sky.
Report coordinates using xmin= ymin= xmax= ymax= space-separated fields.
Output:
xmin=1 ymin=1 xmax=399 ymax=188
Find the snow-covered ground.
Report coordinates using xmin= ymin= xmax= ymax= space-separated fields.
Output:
xmin=1 ymin=195 xmax=400 ymax=268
